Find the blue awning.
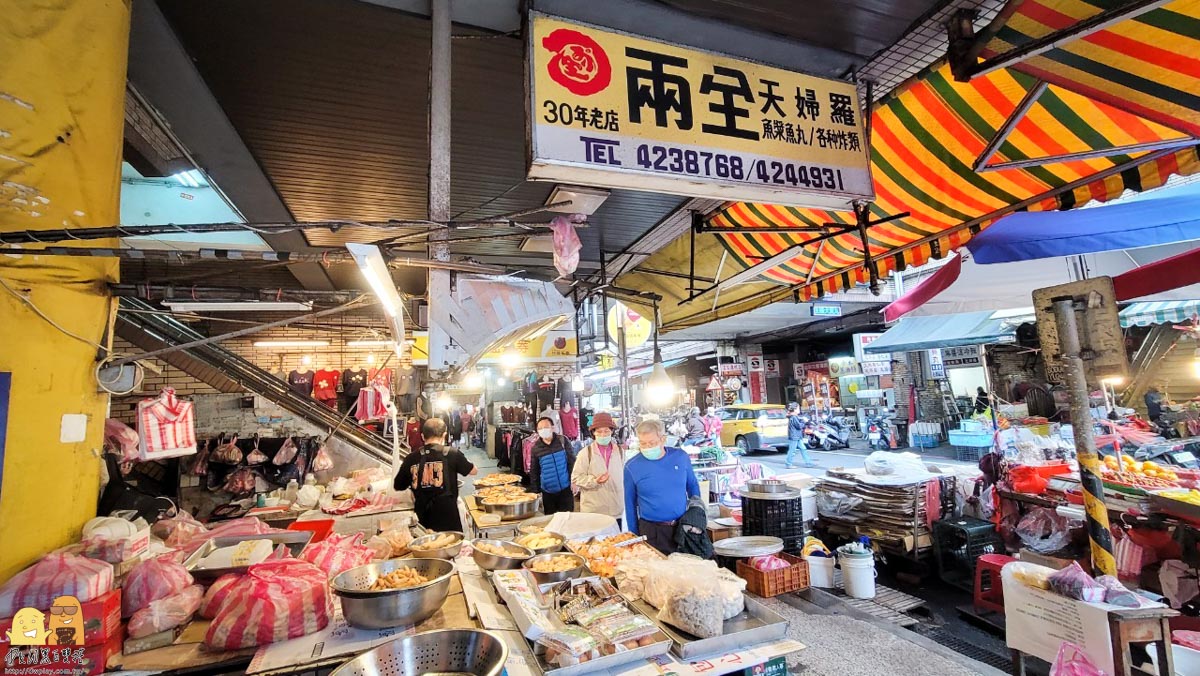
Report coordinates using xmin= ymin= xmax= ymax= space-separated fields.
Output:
xmin=864 ymin=311 xmax=1018 ymax=354
xmin=967 ymin=181 xmax=1200 ymax=264
xmin=1119 ymin=300 xmax=1200 ymax=327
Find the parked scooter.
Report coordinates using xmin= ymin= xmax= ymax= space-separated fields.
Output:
xmin=813 ymin=416 xmax=851 ymax=450
xmin=865 ymin=413 xmax=893 ymax=450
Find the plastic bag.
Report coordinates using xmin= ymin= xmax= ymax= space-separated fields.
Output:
xmin=296 ymin=484 xmax=322 ymax=509
xmin=104 ymin=418 xmax=140 ymax=463
xmin=222 ymin=467 xmax=257 ymax=496
xmin=1050 ymin=641 xmax=1105 ymax=676
xmin=123 ymin=552 xmax=194 ymax=616
xmin=0 ymin=553 xmax=114 ymax=617
xmin=127 ymin=584 xmax=204 ymax=638
xmin=1011 ymin=465 xmax=1050 ymax=495
xmin=273 ymin=437 xmax=298 ymax=465
xmin=365 ymin=535 xmax=392 ymax=560
xmin=200 ymin=573 xmax=242 ymax=619
xmin=549 ymin=214 xmax=584 ymax=277
xmin=152 ymin=510 xmax=204 ymax=541
xmin=863 ymin=451 xmax=930 ymax=479
xmin=816 ymin=490 xmax=862 ymax=517
xmin=246 ymin=439 xmax=268 ymax=465
xmin=749 ymin=555 xmax=789 ymax=571
xmin=1016 ymin=507 xmax=1075 ymax=555
xmin=205 ymin=559 xmax=332 ymax=649
xmin=656 ymin=572 xmax=724 ymax=638
xmin=212 ymin=436 xmax=242 ymax=464
xmin=300 ymin=532 xmax=374 ymax=577
xmin=1048 ymin=562 xmax=1105 ymax=603
xmin=189 ymin=441 xmax=210 ymax=477
xmin=311 ymin=444 xmax=334 ymax=472
xmin=1174 ymin=630 xmax=1200 ymax=651
xmin=1095 ymin=575 xmax=1145 ymax=608
xmin=379 ymin=528 xmax=413 ymax=556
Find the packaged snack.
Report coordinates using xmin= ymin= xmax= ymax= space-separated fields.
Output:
xmin=538 ymin=626 xmax=600 ymax=665
xmin=588 ymin=612 xmax=658 ymax=644
xmin=572 ymin=601 xmax=629 ymax=628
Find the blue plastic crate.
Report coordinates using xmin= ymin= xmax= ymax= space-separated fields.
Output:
xmin=948 ymin=430 xmax=994 ymax=448
xmin=913 ymin=433 xmax=940 ymax=448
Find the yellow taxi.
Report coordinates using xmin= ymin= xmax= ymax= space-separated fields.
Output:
xmin=719 ymin=404 xmax=789 ymax=453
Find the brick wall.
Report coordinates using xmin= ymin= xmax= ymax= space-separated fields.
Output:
xmin=110 ymin=336 xmax=221 ymax=424
xmin=986 ymin=344 xmax=1046 ymax=403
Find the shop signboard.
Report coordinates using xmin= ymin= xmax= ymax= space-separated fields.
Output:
xmin=719 ymin=361 xmax=745 ymax=376
xmin=747 ymin=354 xmax=764 ymax=372
xmin=749 ymin=371 xmax=767 ymax=404
xmin=764 ymin=359 xmax=780 ymax=378
xmin=927 ymin=349 xmax=945 ymax=379
xmin=941 ymin=344 xmax=982 ymax=368
xmin=827 ymin=357 xmax=860 ymax=378
xmin=528 ymin=13 xmax=873 ymax=209
xmin=606 ymin=302 xmax=653 ymax=349
xmin=853 ymin=333 xmax=890 ymax=376
xmin=793 ymin=360 xmax=829 ymax=380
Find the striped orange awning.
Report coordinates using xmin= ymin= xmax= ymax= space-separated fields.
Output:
xmin=981 ymin=0 xmax=1200 ymax=137
xmin=620 ymin=55 xmax=1200 ymax=330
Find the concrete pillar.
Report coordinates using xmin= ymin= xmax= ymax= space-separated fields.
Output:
xmin=0 ymin=0 xmax=130 ymax=581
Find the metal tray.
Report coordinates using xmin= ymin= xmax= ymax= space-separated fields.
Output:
xmin=183 ymin=531 xmax=313 ymax=582
xmin=529 ymin=631 xmax=673 ymax=676
xmin=630 ymin=595 xmax=788 ymax=661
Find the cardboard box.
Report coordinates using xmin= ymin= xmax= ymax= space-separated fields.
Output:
xmin=0 ymin=588 xmax=122 ymax=646
xmin=718 ymin=503 xmax=742 ymax=519
xmin=1018 ymin=547 xmax=1089 ymax=573
xmin=707 ymin=522 xmax=741 ymax=543
xmin=123 ymin=626 xmax=182 ymax=655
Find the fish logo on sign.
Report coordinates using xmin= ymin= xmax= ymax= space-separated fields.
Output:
xmin=542 ymin=28 xmax=611 ymax=95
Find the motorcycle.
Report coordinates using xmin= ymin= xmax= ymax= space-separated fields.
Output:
xmin=1133 ymin=438 xmax=1200 ymax=470
xmin=865 ymin=413 xmax=892 ymax=450
xmin=813 ymin=417 xmax=850 ymax=450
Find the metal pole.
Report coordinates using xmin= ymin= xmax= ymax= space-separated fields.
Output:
xmin=427 ymin=0 xmax=453 ymax=371
xmin=619 ymin=321 xmax=630 ymax=436
xmin=1052 ymin=298 xmax=1117 ymax=577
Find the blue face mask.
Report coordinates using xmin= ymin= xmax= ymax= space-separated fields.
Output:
xmin=594 ymin=435 xmax=613 ymax=446
xmin=640 ymin=446 xmax=665 ymax=460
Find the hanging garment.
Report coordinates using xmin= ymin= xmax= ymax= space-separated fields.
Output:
xmin=369 ymin=366 xmax=394 ymax=389
xmin=287 ymin=370 xmax=315 ymax=396
xmin=393 ymin=366 xmax=417 ymax=395
xmin=355 ymin=384 xmax=391 ymax=422
xmin=341 ymin=369 xmax=368 ymax=401
xmin=137 ymin=388 xmax=197 ymax=460
xmin=549 ymin=214 xmax=584 ymax=277
xmin=312 ymin=369 xmax=340 ymax=402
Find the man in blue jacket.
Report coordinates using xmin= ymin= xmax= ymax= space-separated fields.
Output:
xmin=530 ymin=416 xmax=576 ymax=514
xmin=786 ymin=402 xmax=816 ymax=468
xmin=624 ymin=418 xmax=700 ymax=554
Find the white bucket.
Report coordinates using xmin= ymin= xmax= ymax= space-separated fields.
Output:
xmin=806 ymin=555 xmax=836 ymax=588
xmin=840 ymin=554 xmax=877 ymax=599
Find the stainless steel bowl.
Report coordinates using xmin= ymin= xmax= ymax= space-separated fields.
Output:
xmin=331 ymin=628 xmax=508 ymax=676
xmin=522 ymin=552 xmax=587 ymax=584
xmin=408 ymin=531 xmax=464 ymax=559
xmin=747 ymin=478 xmax=791 ymax=493
xmin=513 ymin=531 xmax=565 ymax=554
xmin=474 ymin=473 xmax=521 ymax=488
xmin=331 ymin=558 xmax=455 ymax=629
xmin=479 ymin=495 xmax=540 ymax=521
xmin=470 ymin=539 xmax=533 ymax=571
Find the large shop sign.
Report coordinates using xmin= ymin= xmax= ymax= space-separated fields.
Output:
xmin=527 ymin=13 xmax=873 ymax=208
xmin=853 ymin=333 xmax=891 ymax=376
xmin=941 ymin=345 xmax=982 ymax=369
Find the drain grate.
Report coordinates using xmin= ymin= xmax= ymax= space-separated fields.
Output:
xmin=908 ymin=624 xmax=1014 ymax=672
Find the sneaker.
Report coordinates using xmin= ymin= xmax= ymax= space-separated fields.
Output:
xmin=804 ymin=462 xmax=819 ymax=467
xmin=785 ymin=464 xmax=795 ymax=469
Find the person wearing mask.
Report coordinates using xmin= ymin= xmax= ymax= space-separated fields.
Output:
xmin=785 ymin=402 xmax=815 ymax=469
xmin=571 ymin=412 xmax=625 ymax=526
xmin=1145 ymin=385 xmax=1165 ymax=422
xmin=624 ymin=419 xmax=700 ymax=554
xmin=974 ymin=386 xmax=990 ymax=415
xmin=703 ymin=407 xmax=724 ymax=445
xmin=530 ymin=416 xmax=575 ymax=514
xmin=683 ymin=406 xmax=707 ymax=446
xmin=394 ymin=417 xmax=477 ymax=532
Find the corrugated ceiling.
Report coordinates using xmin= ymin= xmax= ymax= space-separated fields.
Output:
xmin=158 ymin=0 xmax=686 ymax=265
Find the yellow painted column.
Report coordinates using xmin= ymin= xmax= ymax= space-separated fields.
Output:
xmin=0 ymin=0 xmax=130 ymax=582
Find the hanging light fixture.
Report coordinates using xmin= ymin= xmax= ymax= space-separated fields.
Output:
xmin=643 ymin=300 xmax=674 ymax=408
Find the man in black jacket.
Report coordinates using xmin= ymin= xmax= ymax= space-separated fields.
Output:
xmin=395 ymin=418 xmax=477 ymax=531
xmin=530 ymin=416 xmax=576 ymax=514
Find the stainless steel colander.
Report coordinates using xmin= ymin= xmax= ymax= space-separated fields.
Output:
xmin=330 ymin=629 xmax=508 ymax=676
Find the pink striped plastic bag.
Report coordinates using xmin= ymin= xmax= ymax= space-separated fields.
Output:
xmin=123 ymin=552 xmax=193 ymax=617
xmin=127 ymin=584 xmax=204 ymax=638
xmin=199 ymin=573 xmax=243 ymax=620
xmin=0 ymin=553 xmax=114 ymax=617
xmin=300 ymin=532 xmax=373 ymax=577
xmin=204 ymin=559 xmax=331 ymax=650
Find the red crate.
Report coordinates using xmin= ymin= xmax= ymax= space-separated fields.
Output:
xmin=736 ymin=553 xmax=810 ymax=597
